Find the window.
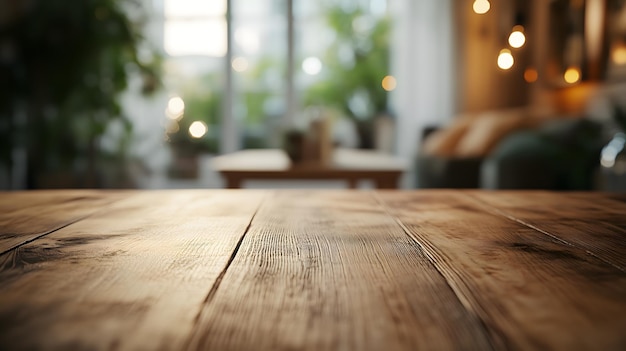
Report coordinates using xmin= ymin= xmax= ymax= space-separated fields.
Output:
xmin=164 ymin=0 xmax=227 ymax=57
xmin=157 ymin=0 xmax=392 ymax=174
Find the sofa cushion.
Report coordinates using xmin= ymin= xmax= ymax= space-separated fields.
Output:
xmin=454 ymin=112 xmax=529 ymax=157
xmin=421 ymin=117 xmax=472 ymax=157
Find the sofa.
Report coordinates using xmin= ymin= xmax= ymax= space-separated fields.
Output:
xmin=416 ymin=108 xmax=607 ymax=190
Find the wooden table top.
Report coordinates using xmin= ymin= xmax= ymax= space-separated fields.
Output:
xmin=1 ymin=190 xmax=625 ymax=350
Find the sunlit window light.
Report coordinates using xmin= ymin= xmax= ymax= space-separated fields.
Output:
xmin=508 ymin=26 xmax=526 ymax=48
xmin=189 ymin=121 xmax=208 ymax=138
xmin=564 ymin=67 xmax=581 ymax=84
xmin=164 ymin=0 xmax=226 ymax=18
xmin=164 ymin=20 xmax=227 ymax=56
xmin=302 ymin=57 xmax=322 ymax=75
xmin=166 ymin=96 xmax=185 ymax=120
xmin=497 ymin=49 xmax=514 ymax=70
xmin=381 ymin=75 xmax=397 ymax=91
xmin=473 ymin=0 xmax=490 ymax=15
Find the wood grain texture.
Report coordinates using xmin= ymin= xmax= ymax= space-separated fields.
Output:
xmin=186 ymin=191 xmax=493 ymax=351
xmin=377 ymin=190 xmax=626 ymax=350
xmin=469 ymin=191 xmax=626 ymax=271
xmin=0 ymin=190 xmax=265 ymax=350
xmin=1 ymin=189 xmax=625 ymax=351
xmin=0 ymin=190 xmax=122 ymax=254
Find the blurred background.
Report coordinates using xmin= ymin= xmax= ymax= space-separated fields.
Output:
xmin=1 ymin=0 xmax=625 ymax=190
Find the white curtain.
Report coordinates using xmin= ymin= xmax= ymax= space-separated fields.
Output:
xmin=390 ymin=0 xmax=455 ymax=188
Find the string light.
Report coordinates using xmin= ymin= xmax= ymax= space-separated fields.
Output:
xmin=497 ymin=49 xmax=514 ymax=70
xmin=473 ymin=0 xmax=490 ymax=14
xmin=508 ymin=25 xmax=526 ymax=48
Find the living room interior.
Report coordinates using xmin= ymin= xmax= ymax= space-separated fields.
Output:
xmin=0 ymin=0 xmax=625 ymax=190
xmin=2 ymin=2 xmax=626 ymax=348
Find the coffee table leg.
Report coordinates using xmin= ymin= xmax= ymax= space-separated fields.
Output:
xmin=375 ymin=176 xmax=398 ymax=189
xmin=225 ymin=176 xmax=242 ymax=189
xmin=347 ymin=178 xmax=358 ymax=189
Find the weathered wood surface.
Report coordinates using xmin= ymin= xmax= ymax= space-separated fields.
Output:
xmin=0 ymin=190 xmax=625 ymax=351
xmin=0 ymin=190 xmax=123 ymax=254
xmin=469 ymin=191 xmax=626 ymax=271
xmin=0 ymin=190 xmax=265 ymax=350
xmin=187 ymin=191 xmax=492 ymax=350
xmin=377 ymin=190 xmax=626 ymax=350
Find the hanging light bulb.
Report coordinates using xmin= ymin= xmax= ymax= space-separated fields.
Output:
xmin=497 ymin=49 xmax=514 ymax=70
xmin=508 ymin=25 xmax=526 ymax=48
xmin=473 ymin=0 xmax=491 ymax=14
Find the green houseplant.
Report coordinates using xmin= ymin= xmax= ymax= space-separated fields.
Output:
xmin=302 ymin=6 xmax=391 ymax=148
xmin=0 ymin=0 xmax=160 ymax=188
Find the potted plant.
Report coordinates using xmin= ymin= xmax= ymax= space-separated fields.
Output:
xmin=0 ymin=0 xmax=160 ymax=188
xmin=302 ymin=6 xmax=391 ymax=149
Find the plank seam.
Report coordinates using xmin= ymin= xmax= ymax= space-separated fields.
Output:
xmin=371 ymin=191 xmax=503 ymax=351
xmin=0 ymin=197 xmax=124 ymax=257
xmin=200 ymin=199 xmax=261 ymax=305
xmin=184 ymin=192 xmax=267 ymax=350
xmin=0 ymin=217 xmax=85 ymax=257
xmin=464 ymin=192 xmax=625 ymax=274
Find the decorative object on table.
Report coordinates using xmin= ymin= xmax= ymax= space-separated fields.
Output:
xmin=302 ymin=116 xmax=333 ymax=166
xmin=282 ymin=129 xmax=306 ymax=164
xmin=282 ymin=116 xmax=333 ymax=166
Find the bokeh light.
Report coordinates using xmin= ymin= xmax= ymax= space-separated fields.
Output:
xmin=302 ymin=57 xmax=322 ymax=75
xmin=524 ymin=68 xmax=538 ymax=83
xmin=381 ymin=75 xmax=397 ymax=91
xmin=166 ymin=96 xmax=185 ymax=120
xmin=508 ymin=26 xmax=526 ymax=48
xmin=497 ymin=49 xmax=514 ymax=70
xmin=564 ymin=67 xmax=581 ymax=84
xmin=473 ymin=0 xmax=490 ymax=14
xmin=612 ymin=45 xmax=626 ymax=65
xmin=189 ymin=121 xmax=208 ymax=138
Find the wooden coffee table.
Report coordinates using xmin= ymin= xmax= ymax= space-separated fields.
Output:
xmin=211 ymin=148 xmax=407 ymax=189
